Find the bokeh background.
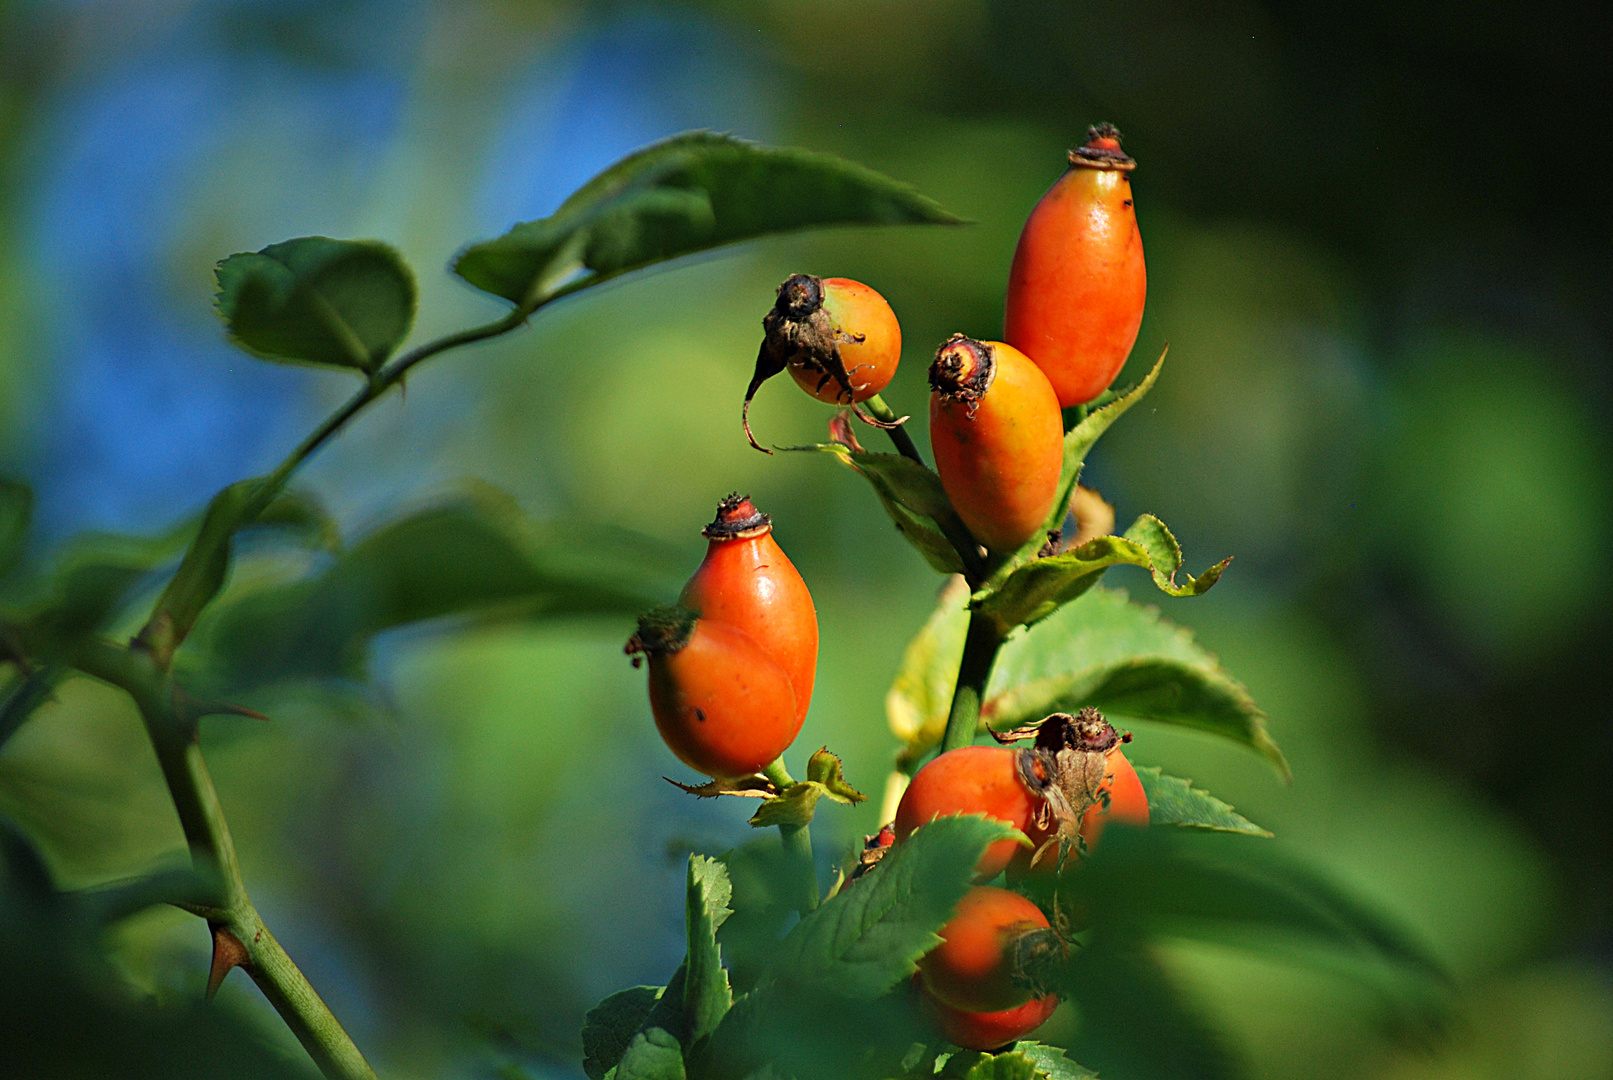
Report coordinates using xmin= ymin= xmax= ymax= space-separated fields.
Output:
xmin=2 ymin=1 xmax=1611 ymax=1077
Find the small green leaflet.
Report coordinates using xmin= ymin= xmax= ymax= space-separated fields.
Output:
xmin=766 ymin=814 xmax=1016 ymax=1000
xmin=748 ymin=748 xmax=867 ymax=828
xmin=1134 ymin=767 xmax=1271 ymax=836
xmin=888 ymin=584 xmax=1285 ymax=775
xmin=1010 ymin=1042 xmax=1100 ymax=1080
xmin=453 ymin=131 xmax=962 ymax=307
xmin=686 ymin=855 xmax=734 ymax=1045
xmin=215 ymin=236 xmax=417 ymax=373
xmin=973 ymin=515 xmax=1229 ymax=637
xmin=939 ymin=1050 xmax=1040 ymax=1080
xmin=613 ymin=1028 xmax=686 ymax=1080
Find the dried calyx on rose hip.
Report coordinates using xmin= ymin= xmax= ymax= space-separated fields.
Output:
xmin=993 ymin=706 xmax=1145 ymax=869
xmin=625 ymin=604 xmax=798 ymax=781
xmin=679 ymin=493 xmax=818 ymax=730
xmin=743 ymin=273 xmax=903 ymax=452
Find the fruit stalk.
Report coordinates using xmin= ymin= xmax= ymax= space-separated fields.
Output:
xmin=939 ymin=612 xmax=1006 ymax=754
xmin=763 ymin=758 xmax=819 ymax=914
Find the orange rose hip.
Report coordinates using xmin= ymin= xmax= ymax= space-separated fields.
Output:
xmin=626 ymin=606 xmax=798 ymax=780
xmin=679 ymin=493 xmax=818 ymax=729
xmin=1004 ymin=123 xmax=1147 ymax=408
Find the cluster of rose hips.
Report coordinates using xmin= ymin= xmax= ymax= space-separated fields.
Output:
xmin=627 ymin=125 xmax=1149 ymax=1051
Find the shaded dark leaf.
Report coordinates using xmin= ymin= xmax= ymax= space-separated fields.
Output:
xmin=584 ymin=987 xmax=665 ymax=1080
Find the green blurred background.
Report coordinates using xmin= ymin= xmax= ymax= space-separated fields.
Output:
xmin=2 ymin=1 xmax=1611 ymax=1077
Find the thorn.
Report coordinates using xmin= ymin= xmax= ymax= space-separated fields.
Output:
xmin=206 ymin=923 xmax=250 ymax=1000
xmin=172 ymin=685 xmax=270 ymax=729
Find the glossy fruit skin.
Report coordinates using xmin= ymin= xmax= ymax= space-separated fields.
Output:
xmin=918 ymin=886 xmax=1051 ymax=1013
xmin=1010 ymin=747 xmax=1149 ymax=878
xmin=645 ymin=619 xmax=798 ymax=780
xmin=1004 ymin=131 xmax=1146 ymax=408
xmin=679 ymin=497 xmax=818 ymax=729
xmin=786 ymin=278 xmax=901 ymax=404
xmin=925 ymin=990 xmax=1059 ymax=1051
xmin=929 ymin=338 xmax=1064 ymax=552
xmin=894 ymin=746 xmax=1049 ymax=881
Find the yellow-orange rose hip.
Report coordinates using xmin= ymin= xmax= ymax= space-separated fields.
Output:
xmin=928 ymin=335 xmax=1064 ymax=552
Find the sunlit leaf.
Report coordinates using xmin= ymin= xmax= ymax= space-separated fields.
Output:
xmin=886 ymin=577 xmax=971 ymax=751
xmin=614 ymin=1028 xmax=686 ymax=1080
xmin=215 ymin=236 xmax=416 ymax=372
xmin=0 ymin=664 xmax=65 ymax=750
xmin=686 ymin=855 xmax=734 ymax=1045
xmin=1135 ymin=767 xmax=1271 ymax=836
xmin=768 ymin=814 xmax=1016 ymax=1000
xmin=942 ymin=1049 xmax=1040 ymax=1080
xmin=1010 ymin=1042 xmax=1099 ymax=1080
xmin=454 ymin=131 xmax=962 ymax=306
xmin=985 ymin=587 xmax=1285 ymax=775
xmin=974 ymin=523 xmax=1228 ymax=638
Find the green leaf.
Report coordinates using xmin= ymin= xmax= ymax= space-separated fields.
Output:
xmin=215 ymin=236 xmax=416 ymax=372
xmin=886 ymin=577 xmax=972 ymax=754
xmin=987 ymin=349 xmax=1167 ymax=581
xmin=614 ymin=1028 xmax=686 ymax=1080
xmin=146 ymin=480 xmax=341 ymax=661
xmin=748 ymin=783 xmax=828 ymax=829
xmin=0 ymin=478 xmax=31 ymax=578
xmin=942 ymin=1050 xmax=1040 ymax=1080
xmin=1062 ymin=934 xmax=1235 ymax=1080
xmin=200 ymin=488 xmax=680 ymax=687
xmin=686 ymin=855 xmax=734 ymax=1045
xmin=984 ymin=587 xmax=1286 ymax=775
xmin=784 ymin=442 xmax=964 ymax=575
xmin=767 ymin=814 xmax=1017 ymax=1000
xmin=453 ymin=131 xmax=962 ymax=306
xmin=1121 ymin=515 xmax=1228 ymax=598
xmin=1135 ymin=767 xmax=1271 ymax=836
xmin=750 ymin=749 xmax=868 ymax=828
xmin=0 ymin=664 xmax=67 ymax=750
xmin=890 ymin=584 xmax=1285 ymax=773
xmin=973 ymin=523 xmax=1228 ymax=638
xmin=584 ymin=988 xmax=666 ymax=1080
xmin=1065 ymin=828 xmax=1448 ymax=985
xmin=1010 ymin=1042 xmax=1099 ymax=1080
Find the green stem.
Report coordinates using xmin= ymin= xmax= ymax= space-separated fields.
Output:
xmin=939 ymin=612 xmax=1006 ymax=754
xmin=763 ymin=759 xmax=818 ymax=914
xmin=57 ymin=636 xmax=377 ymax=1080
xmin=862 ymin=394 xmax=988 ymax=586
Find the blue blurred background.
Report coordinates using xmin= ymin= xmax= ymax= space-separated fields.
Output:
xmin=2 ymin=1 xmax=1610 ymax=1077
